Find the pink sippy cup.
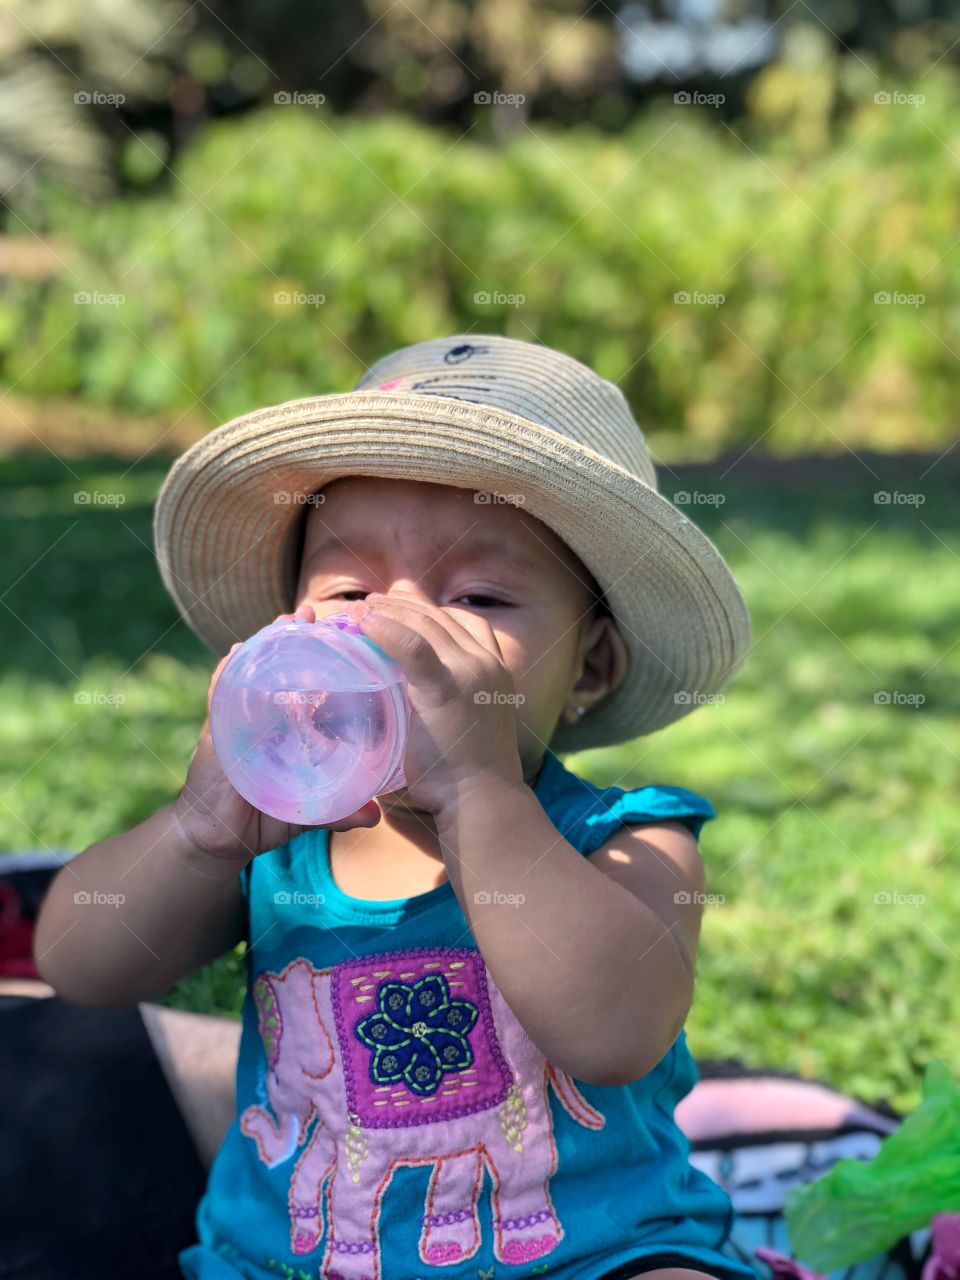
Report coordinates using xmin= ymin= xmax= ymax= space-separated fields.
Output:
xmin=209 ymin=613 xmax=410 ymax=825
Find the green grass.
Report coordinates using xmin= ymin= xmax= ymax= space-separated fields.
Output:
xmin=3 ymin=444 xmax=957 ymax=1109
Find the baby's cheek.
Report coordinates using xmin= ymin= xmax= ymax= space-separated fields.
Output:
xmin=502 ymin=649 xmax=555 ymax=713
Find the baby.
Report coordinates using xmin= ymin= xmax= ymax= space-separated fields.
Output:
xmin=35 ymin=335 xmax=755 ymax=1280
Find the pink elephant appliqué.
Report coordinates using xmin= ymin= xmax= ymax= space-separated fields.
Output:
xmin=239 ymin=947 xmax=605 ymax=1278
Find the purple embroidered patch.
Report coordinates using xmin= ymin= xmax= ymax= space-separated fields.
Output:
xmin=330 ymin=948 xmax=511 ymax=1128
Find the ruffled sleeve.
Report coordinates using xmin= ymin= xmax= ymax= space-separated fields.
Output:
xmin=533 ymin=751 xmax=717 ymax=856
xmin=575 ymin=783 xmax=716 ymax=854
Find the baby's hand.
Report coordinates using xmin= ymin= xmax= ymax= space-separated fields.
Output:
xmin=172 ymin=604 xmax=381 ymax=866
xmin=342 ymin=594 xmax=526 ymax=820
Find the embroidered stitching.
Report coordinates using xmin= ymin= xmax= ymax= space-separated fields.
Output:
xmin=238 ymin=947 xmax=607 ymax=1276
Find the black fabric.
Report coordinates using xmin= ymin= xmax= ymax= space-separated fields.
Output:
xmin=595 ymin=1250 xmax=747 ymax=1279
xmin=0 ymin=993 xmax=206 ymax=1280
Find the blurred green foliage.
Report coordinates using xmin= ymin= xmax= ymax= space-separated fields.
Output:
xmin=3 ymin=63 xmax=957 ymax=455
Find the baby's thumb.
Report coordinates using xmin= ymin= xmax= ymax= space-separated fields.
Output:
xmin=306 ymin=800 xmax=382 ymax=834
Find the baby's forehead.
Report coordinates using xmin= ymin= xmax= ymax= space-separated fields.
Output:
xmin=300 ymin=475 xmax=585 ymax=580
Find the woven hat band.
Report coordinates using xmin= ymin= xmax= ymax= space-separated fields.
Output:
xmin=352 ymin=335 xmax=659 ymax=490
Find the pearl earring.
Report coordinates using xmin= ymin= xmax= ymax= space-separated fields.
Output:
xmin=575 ymin=705 xmax=586 ymax=717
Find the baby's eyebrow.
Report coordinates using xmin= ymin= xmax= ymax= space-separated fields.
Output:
xmin=303 ymin=534 xmax=539 ymax=576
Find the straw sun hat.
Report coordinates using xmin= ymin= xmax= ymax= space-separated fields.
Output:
xmin=153 ymin=333 xmax=751 ymax=753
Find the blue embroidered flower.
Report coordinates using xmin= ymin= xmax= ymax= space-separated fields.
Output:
xmin=354 ymin=974 xmax=479 ymax=1096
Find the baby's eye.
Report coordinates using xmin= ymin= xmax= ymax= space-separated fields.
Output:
xmin=456 ymin=594 xmax=506 ymax=608
xmin=331 ymin=590 xmax=369 ymax=601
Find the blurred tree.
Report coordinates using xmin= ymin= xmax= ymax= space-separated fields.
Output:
xmin=351 ymin=0 xmax=621 ymax=118
xmin=0 ymin=0 xmax=958 ymax=213
xmin=0 ymin=0 xmax=193 ymax=203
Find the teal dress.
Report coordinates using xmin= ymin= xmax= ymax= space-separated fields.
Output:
xmin=179 ymin=748 xmax=762 ymax=1280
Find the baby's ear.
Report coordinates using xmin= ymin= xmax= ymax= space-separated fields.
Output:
xmin=580 ymin=613 xmax=630 ymax=705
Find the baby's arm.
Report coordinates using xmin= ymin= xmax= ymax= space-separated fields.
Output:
xmin=33 ymin=803 xmax=248 ymax=1008
xmin=437 ymin=783 xmax=704 ymax=1087
xmin=35 ymin=606 xmax=379 ymax=1008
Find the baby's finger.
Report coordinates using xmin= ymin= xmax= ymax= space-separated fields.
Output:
xmin=320 ymin=798 xmax=381 ymax=831
xmin=270 ymin=799 xmax=381 ymax=847
xmin=348 ymin=608 xmax=453 ymax=694
xmin=351 ymin=593 xmax=495 ymax=662
xmin=275 ymin=605 xmax=316 ymax=624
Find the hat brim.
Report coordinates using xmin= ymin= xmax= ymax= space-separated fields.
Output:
xmin=153 ymin=390 xmax=751 ymax=753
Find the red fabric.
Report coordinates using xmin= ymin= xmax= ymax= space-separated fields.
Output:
xmin=0 ymin=878 xmax=42 ymax=979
